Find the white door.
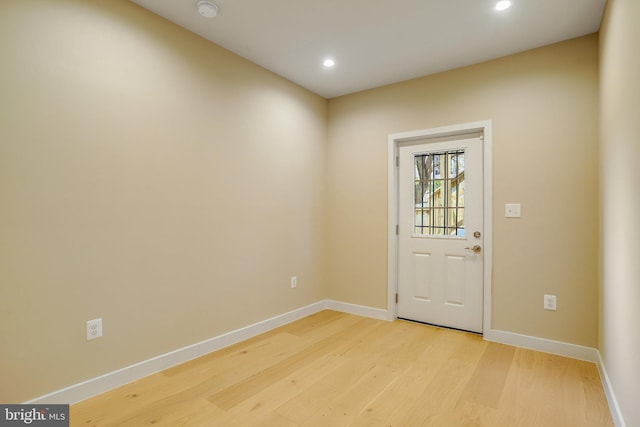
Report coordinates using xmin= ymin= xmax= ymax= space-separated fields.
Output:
xmin=397 ymin=133 xmax=483 ymax=333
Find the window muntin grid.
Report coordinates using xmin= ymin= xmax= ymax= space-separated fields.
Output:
xmin=414 ymin=150 xmax=465 ymax=237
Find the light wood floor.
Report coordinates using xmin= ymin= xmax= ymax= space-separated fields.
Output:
xmin=71 ymin=310 xmax=614 ymax=426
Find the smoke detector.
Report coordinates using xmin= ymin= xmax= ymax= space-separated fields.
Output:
xmin=197 ymin=1 xmax=219 ymax=18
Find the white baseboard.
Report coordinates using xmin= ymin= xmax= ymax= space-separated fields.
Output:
xmin=483 ymin=328 xmax=599 ymax=362
xmin=325 ymin=300 xmax=389 ymax=321
xmin=27 ymin=301 xmax=327 ymax=405
xmin=596 ymin=351 xmax=627 ymax=427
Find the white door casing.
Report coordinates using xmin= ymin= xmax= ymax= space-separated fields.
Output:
xmin=398 ymin=135 xmax=483 ymax=332
xmin=387 ymin=121 xmax=492 ymax=334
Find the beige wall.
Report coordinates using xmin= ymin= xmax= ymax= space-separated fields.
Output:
xmin=327 ymin=35 xmax=600 ymax=347
xmin=599 ymin=0 xmax=640 ymax=425
xmin=0 ymin=0 xmax=327 ymax=403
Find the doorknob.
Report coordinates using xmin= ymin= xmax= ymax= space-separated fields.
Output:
xmin=465 ymin=245 xmax=482 ymax=253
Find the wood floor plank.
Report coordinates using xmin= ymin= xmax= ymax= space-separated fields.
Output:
xmin=109 ymin=398 xmax=224 ymax=427
xmin=207 ymin=314 xmax=371 ymax=410
xmin=396 ymin=331 xmax=488 ymax=426
xmin=71 ymin=373 xmax=174 ymax=426
xmin=461 ymin=342 xmax=516 ymax=408
xmin=349 ymin=365 xmax=440 ymax=427
xmin=274 ymin=357 xmax=386 ymax=423
xmin=213 ymin=352 xmax=349 ymax=426
xmin=70 ymin=311 xmax=615 ymax=427
xmin=299 ymin=363 xmax=403 ymax=427
xmin=495 ymin=348 xmax=614 ymax=427
xmin=282 ymin=309 xmax=350 ymax=336
xmin=161 ymin=331 xmax=299 ymax=378
xmin=132 ymin=333 xmax=307 ymax=410
xmin=341 ymin=323 xmax=458 ymax=426
xmin=577 ymin=359 xmax=615 ymax=426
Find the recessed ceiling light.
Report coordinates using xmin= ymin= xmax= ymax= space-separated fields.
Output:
xmin=495 ymin=0 xmax=512 ymax=11
xmin=323 ymin=59 xmax=336 ymax=68
xmin=197 ymin=1 xmax=219 ymax=18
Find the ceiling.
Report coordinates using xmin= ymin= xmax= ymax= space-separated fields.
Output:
xmin=129 ymin=0 xmax=606 ymax=99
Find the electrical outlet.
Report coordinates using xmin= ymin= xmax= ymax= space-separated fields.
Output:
xmin=290 ymin=276 xmax=297 ymax=289
xmin=543 ymin=295 xmax=557 ymax=311
xmin=86 ymin=318 xmax=103 ymax=340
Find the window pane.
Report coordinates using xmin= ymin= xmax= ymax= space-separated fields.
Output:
xmin=433 ymin=208 xmax=445 ymax=232
xmin=432 ymin=154 xmax=443 ymax=179
xmin=450 ymin=176 xmax=465 ymax=207
xmin=414 ymin=208 xmax=430 ymax=235
xmin=432 ymin=180 xmax=445 ymax=207
xmin=448 ymin=153 xmax=457 ymax=178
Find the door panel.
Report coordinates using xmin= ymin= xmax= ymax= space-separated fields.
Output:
xmin=445 ymin=255 xmax=465 ymax=306
xmin=413 ymin=252 xmax=432 ymax=300
xmin=397 ymin=134 xmax=483 ymax=333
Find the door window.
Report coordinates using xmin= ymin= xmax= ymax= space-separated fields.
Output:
xmin=414 ymin=150 xmax=465 ymax=237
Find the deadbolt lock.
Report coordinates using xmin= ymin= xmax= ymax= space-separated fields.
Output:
xmin=474 ymin=231 xmax=481 ymax=238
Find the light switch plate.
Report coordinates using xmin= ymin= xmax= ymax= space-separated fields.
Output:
xmin=505 ymin=203 xmax=521 ymax=218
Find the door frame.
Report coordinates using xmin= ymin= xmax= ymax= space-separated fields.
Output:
xmin=387 ymin=120 xmax=493 ymax=333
